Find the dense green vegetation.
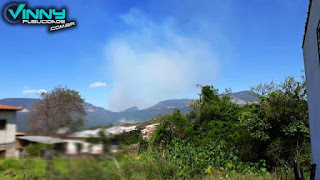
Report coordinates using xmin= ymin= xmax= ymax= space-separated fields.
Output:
xmin=146 ymin=76 xmax=311 ymax=178
xmin=0 ymin=76 xmax=311 ymax=179
xmin=0 ymin=156 xmax=281 ymax=180
xmin=110 ymin=130 xmax=144 ymax=147
xmin=0 ymin=157 xmax=121 ymax=180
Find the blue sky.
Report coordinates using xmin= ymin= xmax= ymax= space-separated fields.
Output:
xmin=0 ymin=0 xmax=308 ymax=111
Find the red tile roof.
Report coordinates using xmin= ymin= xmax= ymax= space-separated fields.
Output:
xmin=0 ymin=105 xmax=23 ymax=111
xmin=16 ymin=132 xmax=26 ymax=136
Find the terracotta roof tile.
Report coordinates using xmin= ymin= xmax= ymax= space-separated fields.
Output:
xmin=16 ymin=132 xmax=26 ymax=136
xmin=0 ymin=105 xmax=23 ymax=111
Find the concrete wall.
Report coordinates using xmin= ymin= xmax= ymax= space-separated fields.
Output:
xmin=0 ymin=111 xmax=17 ymax=144
xmin=64 ymin=140 xmax=103 ymax=154
xmin=303 ymin=0 xmax=320 ymax=179
xmin=0 ymin=110 xmax=17 ymax=158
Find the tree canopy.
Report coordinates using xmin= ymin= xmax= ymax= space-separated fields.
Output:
xmin=150 ymin=76 xmax=311 ymax=173
xmin=28 ymin=86 xmax=86 ymax=137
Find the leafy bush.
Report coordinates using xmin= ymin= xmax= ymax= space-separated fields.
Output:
xmin=161 ymin=139 xmax=267 ymax=177
xmin=75 ymin=143 xmax=83 ymax=154
xmin=111 ymin=130 xmax=143 ymax=147
xmin=240 ymin=76 xmax=311 ymax=168
xmin=148 ymin=76 xmax=311 ymax=177
xmin=120 ymin=156 xmax=178 ymax=180
xmin=25 ymin=143 xmax=53 ymax=156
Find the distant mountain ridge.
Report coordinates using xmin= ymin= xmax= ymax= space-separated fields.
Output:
xmin=229 ymin=91 xmax=259 ymax=102
xmin=0 ymin=98 xmax=37 ymax=109
xmin=0 ymin=91 xmax=258 ymax=132
xmin=123 ymin=106 xmax=139 ymax=112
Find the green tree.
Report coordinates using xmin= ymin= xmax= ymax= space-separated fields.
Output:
xmin=97 ymin=129 xmax=111 ymax=154
xmin=241 ymin=76 xmax=311 ymax=167
xmin=151 ymin=110 xmax=189 ymax=147
xmin=193 ymin=86 xmax=241 ymax=144
xmin=75 ymin=143 xmax=83 ymax=154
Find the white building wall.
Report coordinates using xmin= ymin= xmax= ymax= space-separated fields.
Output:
xmin=64 ymin=140 xmax=103 ymax=155
xmin=0 ymin=111 xmax=16 ymax=144
xmin=303 ymin=0 xmax=320 ymax=179
xmin=0 ymin=110 xmax=17 ymax=158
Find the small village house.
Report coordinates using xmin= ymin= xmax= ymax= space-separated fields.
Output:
xmin=15 ymin=126 xmax=138 ymax=156
xmin=0 ymin=105 xmax=22 ymax=158
xmin=70 ymin=126 xmax=137 ymax=139
xmin=17 ymin=136 xmax=104 ymax=155
xmin=141 ymin=123 xmax=159 ymax=139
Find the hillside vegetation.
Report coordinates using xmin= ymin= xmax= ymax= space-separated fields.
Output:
xmin=0 ymin=91 xmax=258 ymax=131
xmin=0 ymin=76 xmax=311 ymax=179
xmin=131 ymin=76 xmax=311 ymax=179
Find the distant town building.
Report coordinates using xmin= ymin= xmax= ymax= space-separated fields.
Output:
xmin=141 ymin=123 xmax=160 ymax=139
xmin=62 ymin=139 xmax=103 ymax=155
xmin=14 ymin=125 xmax=138 ymax=156
xmin=17 ymin=136 xmax=67 ymax=154
xmin=302 ymin=0 xmax=320 ymax=178
xmin=0 ymin=105 xmax=22 ymax=158
xmin=17 ymin=136 xmax=103 ymax=155
xmin=70 ymin=126 xmax=137 ymax=138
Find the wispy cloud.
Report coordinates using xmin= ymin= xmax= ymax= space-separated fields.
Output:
xmin=90 ymin=82 xmax=107 ymax=88
xmin=22 ymin=89 xmax=47 ymax=95
xmin=105 ymin=8 xmax=220 ymax=111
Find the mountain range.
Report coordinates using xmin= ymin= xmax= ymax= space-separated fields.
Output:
xmin=0 ymin=91 xmax=259 ymax=132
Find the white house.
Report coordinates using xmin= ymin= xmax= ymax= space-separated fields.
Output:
xmin=302 ymin=0 xmax=320 ymax=178
xmin=17 ymin=136 xmax=103 ymax=155
xmin=63 ymin=139 xmax=103 ymax=155
xmin=0 ymin=105 xmax=22 ymax=158
xmin=141 ymin=123 xmax=160 ymax=139
xmin=70 ymin=126 xmax=137 ymax=138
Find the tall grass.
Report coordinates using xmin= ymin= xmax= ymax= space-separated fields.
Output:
xmin=0 ymin=156 xmax=292 ymax=180
xmin=0 ymin=157 xmax=121 ymax=180
xmin=0 ymin=158 xmax=46 ymax=179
